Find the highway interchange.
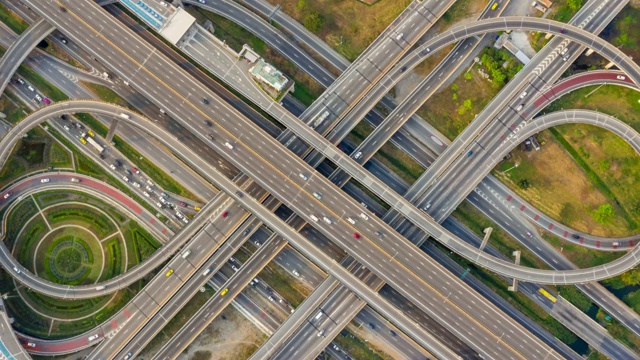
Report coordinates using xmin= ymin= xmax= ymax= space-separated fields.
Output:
xmin=1 ymin=0 xmax=640 ymax=359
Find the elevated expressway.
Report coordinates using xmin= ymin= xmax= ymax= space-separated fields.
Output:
xmin=11 ymin=0 xmax=563 ymax=353
xmin=0 ymin=18 xmax=53 ymax=95
xmin=6 ymin=99 xmax=460 ymax=359
xmin=16 ymin=1 xmax=640 ymax=356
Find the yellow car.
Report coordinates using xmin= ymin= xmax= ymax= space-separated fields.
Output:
xmin=80 ymin=137 xmax=87 ymax=144
xmin=220 ymin=288 xmax=228 ymax=296
xmin=194 ymin=206 xmax=201 ymax=211
xmin=165 ymin=269 xmax=174 ymax=277
xmin=491 ymin=2 xmax=498 ymax=10
xmin=87 ymin=130 xmax=95 ymax=137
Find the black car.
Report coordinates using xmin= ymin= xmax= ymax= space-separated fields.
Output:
xmin=208 ymin=133 xmax=214 ymax=140
xmin=204 ymin=120 xmax=212 ymax=126
xmin=367 ymin=323 xmax=375 ymax=330
xmin=572 ymin=234 xmax=581 ymax=240
xmin=400 ymin=66 xmax=407 ymax=72
xmin=235 ymin=191 xmax=243 ymax=197
xmin=202 ymin=98 xmax=210 ymax=105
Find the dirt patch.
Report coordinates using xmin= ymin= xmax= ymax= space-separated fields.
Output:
xmin=177 ymin=306 xmax=266 ymax=360
xmin=494 ymin=131 xmax=631 ymax=237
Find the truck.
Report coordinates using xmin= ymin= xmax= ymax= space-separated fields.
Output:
xmin=86 ymin=137 xmax=104 ymax=154
xmin=531 ymin=1 xmax=547 ymax=13
xmin=311 ymin=111 xmax=330 ymax=128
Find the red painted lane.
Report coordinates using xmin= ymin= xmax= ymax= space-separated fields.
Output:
xmin=596 ymin=241 xmax=601 ymax=248
xmin=85 ymin=178 xmax=143 ymax=215
xmin=162 ymin=229 xmax=168 ymax=234
xmin=520 ymin=205 xmax=526 ymax=211
xmin=124 ymin=309 xmax=131 ymax=318
xmin=111 ymin=319 xmax=118 ymax=329
xmin=260 ymin=312 xmax=266 ymax=318
xmin=548 ymin=223 xmax=554 ymax=230
xmin=563 ymin=231 xmax=568 ymax=238
xmin=630 ymin=240 xmax=635 ymax=247
xmin=580 ymin=237 xmax=584 ymax=244
xmin=534 ymin=214 xmax=540 ymax=221
xmin=149 ymin=218 xmax=155 ymax=224
xmin=506 ymin=195 xmax=512 ymax=202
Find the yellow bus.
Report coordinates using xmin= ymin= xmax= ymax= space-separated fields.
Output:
xmin=538 ymin=288 xmax=557 ymax=303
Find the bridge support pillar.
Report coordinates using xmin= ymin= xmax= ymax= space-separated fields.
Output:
xmin=585 ymin=48 xmax=595 ymax=56
xmin=479 ymin=227 xmax=493 ymax=251
xmin=106 ymin=119 xmax=119 ymax=143
xmin=508 ymin=251 xmax=521 ymax=292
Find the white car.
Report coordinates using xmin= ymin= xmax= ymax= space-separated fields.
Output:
xmin=13 ymin=266 xmax=20 ymax=273
xmin=132 ymin=182 xmax=141 ymax=188
xmin=292 ymin=269 xmax=300 ymax=277
xmin=519 ymin=91 xmax=527 ymax=99
xmin=40 ymin=178 xmax=50 ymax=183
xmin=34 ymin=94 xmax=43 ymax=101
xmin=198 ymin=0 xmax=206 ymax=3
xmin=299 ymin=173 xmax=308 ymax=181
xmin=110 ymin=164 xmax=116 ymax=170
xmin=27 ymin=342 xmax=36 ymax=347
xmin=143 ymin=191 xmax=150 ymax=197
xmin=88 ymin=334 xmax=99 ymax=341
xmin=3 ymin=193 xmax=10 ymax=199
xmin=617 ymin=75 xmax=626 ymax=80
xmin=122 ymin=176 xmax=130 ymax=182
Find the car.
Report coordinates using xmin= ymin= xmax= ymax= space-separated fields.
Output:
xmin=235 ymin=191 xmax=243 ymax=197
xmin=74 ymin=122 xmax=83 ymax=129
xmin=207 ymin=133 xmax=215 ymax=141
xmin=27 ymin=342 xmax=36 ymax=348
xmin=123 ymin=176 xmax=130 ymax=183
xmin=359 ymin=213 xmax=369 ymax=220
xmin=424 ymin=203 xmax=432 ymax=210
xmin=160 ymin=1 xmax=168 ymax=6
xmin=115 ymin=160 xmax=122 ymax=167
xmin=143 ymin=191 xmax=150 ymax=197
xmin=354 ymin=151 xmax=363 ymax=159
xmin=560 ymin=48 xmax=568 ymax=55
xmin=560 ymin=29 xmax=566 ymax=34
xmin=176 ymin=201 xmax=186 ymax=207
xmin=161 ymin=192 xmax=168 ymax=198
xmin=88 ymin=334 xmax=99 ymax=341
xmin=27 ymin=85 xmax=35 ymax=92
xmin=332 ymin=344 xmax=340 ymax=351
xmin=526 ymin=231 xmax=533 ymax=238
xmin=347 ymin=217 xmax=356 ymax=224
xmin=3 ymin=193 xmax=10 ymax=199
xmin=40 ymin=178 xmax=50 ymax=183
xmin=60 ymin=37 xmax=67 ymax=44
xmin=231 ymin=265 xmax=239 ymax=272
xmin=132 ymin=182 xmax=141 ymax=188
xmin=221 ymin=211 xmax=229 ymax=218
xmin=159 ymin=197 xmax=166 ymax=204
xmin=42 ymin=97 xmax=51 ymax=105
xmin=204 ymin=120 xmax=212 ymax=126
xmin=16 ymin=78 xmax=24 ymax=85
xmin=491 ymin=2 xmax=498 ymax=10
xmin=224 ymin=142 xmax=234 ymax=149
xmin=64 ymin=125 xmax=70 ymax=131
xmin=389 ymin=330 xmax=397 ymax=337
xmin=467 ymin=151 xmax=474 ymax=157
xmin=220 ymin=288 xmax=228 ymax=296
xmin=254 ymin=239 xmax=261 ymax=247
xmin=80 ymin=137 xmax=87 ymax=144
xmin=198 ymin=0 xmax=205 ymax=3
xmin=367 ymin=323 xmax=375 ymax=330
xmin=110 ymin=164 xmax=116 ymax=170
xmin=268 ymin=296 xmax=275 ymax=302
xmin=147 ymin=179 xmax=155 ymax=186
xmin=13 ymin=266 xmax=20 ymax=274
xmin=313 ymin=192 xmax=322 ymax=199
xmin=34 ymin=94 xmax=43 ymax=102
xmin=422 ymin=48 xmax=431 ymax=55
xmin=202 ymin=98 xmax=210 ymax=105
xmin=617 ymin=75 xmax=626 ymax=80
xmin=165 ymin=269 xmax=174 ymax=277
xmin=194 ymin=206 xmax=201 ymax=211
xmin=400 ymin=66 xmax=407 ymax=72
xmin=395 ymin=32 xmax=403 ymax=40
xmin=375 ymin=231 xmax=382 ymax=237
xmin=292 ymin=269 xmax=300 ymax=276
xmin=515 ymin=104 xmax=523 ymax=111
xmin=353 ymin=232 xmax=361 ymax=239
xmin=519 ymin=91 xmax=527 ymax=99
xmin=572 ymin=234 xmax=581 ymax=240
xmin=299 ymin=173 xmax=308 ymax=180
xmin=562 ymin=55 xmax=570 ymax=61
xmin=87 ymin=130 xmax=95 ymax=137
xmin=131 ymin=167 xmax=140 ymax=174
xmin=125 ymin=169 xmax=132 ymax=176
xmin=317 ymin=330 xmax=325 ymax=337
xmin=156 ymin=202 xmax=163 ymax=208
xmin=175 ymin=211 xmax=184 ymax=219
xmin=182 ymin=217 xmax=189 ymax=224
xmin=124 ymin=352 xmax=133 ymax=360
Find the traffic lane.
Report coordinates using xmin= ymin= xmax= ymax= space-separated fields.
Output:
xmin=41 ymin=4 xmax=556 ymax=354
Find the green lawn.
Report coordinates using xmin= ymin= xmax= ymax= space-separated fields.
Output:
xmin=258 ymin=262 xmax=309 ymax=307
xmin=81 ymin=82 xmax=133 ymax=109
xmin=0 ymin=2 xmax=28 ymax=34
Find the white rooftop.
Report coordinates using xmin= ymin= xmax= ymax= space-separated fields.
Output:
xmin=159 ymin=7 xmax=196 ymax=45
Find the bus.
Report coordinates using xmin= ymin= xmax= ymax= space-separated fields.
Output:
xmin=538 ymin=288 xmax=557 ymax=303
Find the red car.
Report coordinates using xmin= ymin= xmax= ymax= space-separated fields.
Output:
xmin=221 ymin=211 xmax=229 ymax=218
xmin=131 ymin=167 xmax=140 ymax=174
xmin=353 ymin=232 xmax=360 ymax=239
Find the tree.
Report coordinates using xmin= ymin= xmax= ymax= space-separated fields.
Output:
xmin=463 ymin=99 xmax=473 ymax=110
xmin=567 ymin=0 xmax=583 ymax=11
xmin=451 ymin=83 xmax=459 ymax=92
xmin=303 ymin=11 xmax=324 ymax=33
xmin=296 ymin=0 xmax=307 ymax=10
xmin=464 ymin=71 xmax=472 ymax=80
xmin=452 ymin=93 xmax=458 ymax=101
xmin=592 ymin=204 xmax=614 ymax=224
xmin=620 ymin=269 xmax=640 ymax=286
xmin=615 ymin=33 xmax=630 ymax=48
xmin=491 ymin=69 xmax=506 ymax=86
xmin=518 ymin=179 xmax=530 ymax=189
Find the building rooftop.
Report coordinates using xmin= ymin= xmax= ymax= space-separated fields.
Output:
xmin=249 ymin=59 xmax=288 ymax=92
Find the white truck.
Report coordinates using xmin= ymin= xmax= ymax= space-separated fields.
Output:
xmin=86 ymin=137 xmax=104 ymax=154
